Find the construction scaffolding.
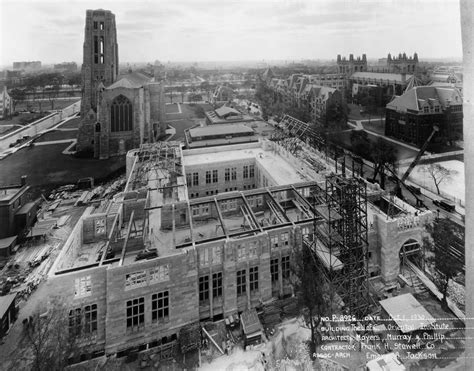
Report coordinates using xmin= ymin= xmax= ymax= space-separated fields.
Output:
xmin=129 ymin=142 xmax=183 ymax=192
xmin=310 ymin=175 xmax=372 ymax=318
xmin=272 ymin=115 xmax=351 ymax=176
xmin=270 ymin=115 xmax=326 ymax=154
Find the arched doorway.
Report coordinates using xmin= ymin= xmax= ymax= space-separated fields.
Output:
xmin=399 ymin=239 xmax=422 ymax=273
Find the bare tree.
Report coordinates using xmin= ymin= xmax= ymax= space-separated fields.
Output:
xmin=291 ymin=244 xmax=329 ymax=358
xmin=424 ymin=219 xmax=463 ymax=310
xmin=420 ymin=163 xmax=457 ymax=195
xmin=8 ymin=298 xmax=80 ymax=371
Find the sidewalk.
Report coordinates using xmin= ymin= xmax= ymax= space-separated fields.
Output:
xmin=404 ymin=178 xmax=465 ymax=218
xmin=347 ymin=120 xmax=420 ymax=152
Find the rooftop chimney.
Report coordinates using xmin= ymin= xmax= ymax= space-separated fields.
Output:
xmin=21 ymin=175 xmax=27 ymax=186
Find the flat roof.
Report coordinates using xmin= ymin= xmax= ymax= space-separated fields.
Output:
xmin=183 ymin=144 xmax=307 ymax=185
xmin=0 ymin=187 xmax=22 ymax=202
xmin=379 ymin=293 xmax=436 ymax=333
xmin=189 ymin=124 xmax=254 ymax=138
xmin=0 ymin=236 xmax=17 ymax=250
xmin=240 ymin=308 xmax=262 ymax=335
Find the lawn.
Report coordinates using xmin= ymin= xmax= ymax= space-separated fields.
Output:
xmin=167 ymin=119 xmax=199 ymax=141
xmin=0 ymin=125 xmax=21 ymax=136
xmin=328 ymin=130 xmax=419 ymax=161
xmin=165 ymin=103 xmax=214 ymax=141
xmin=165 ymin=103 xmax=181 ymax=114
xmin=0 ymin=142 xmax=125 ymax=188
xmin=57 ymin=117 xmax=81 ymax=129
xmin=347 ymin=103 xmax=385 ymax=121
xmin=360 ymin=119 xmax=385 ymax=135
xmin=0 ymin=112 xmax=49 ymax=127
xmin=34 ymin=129 xmax=77 ymax=143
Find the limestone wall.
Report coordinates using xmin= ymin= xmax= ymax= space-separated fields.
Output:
xmin=45 ymin=265 xmax=108 ymax=353
xmin=104 ymin=251 xmax=198 ymax=354
xmin=375 ymin=212 xmax=430 ymax=285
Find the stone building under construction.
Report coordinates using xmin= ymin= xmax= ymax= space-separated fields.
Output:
xmin=45 ymin=130 xmax=433 ymax=358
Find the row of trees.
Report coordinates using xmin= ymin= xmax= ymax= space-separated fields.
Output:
xmin=349 ymin=130 xmax=397 ymax=189
xmin=8 ymin=72 xmax=82 ymax=112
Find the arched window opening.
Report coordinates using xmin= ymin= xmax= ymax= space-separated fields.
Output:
xmin=111 ymin=95 xmax=133 ymax=132
xmin=100 ymin=36 xmax=104 ymax=64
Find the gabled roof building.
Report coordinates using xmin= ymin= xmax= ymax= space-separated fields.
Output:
xmin=385 ymin=86 xmax=463 ymax=147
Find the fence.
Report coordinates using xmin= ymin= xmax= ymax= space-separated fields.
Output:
xmin=406 ymin=175 xmax=465 ymax=208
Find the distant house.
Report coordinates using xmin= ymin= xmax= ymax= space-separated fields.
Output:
xmin=0 ymin=85 xmax=12 ymax=119
xmin=205 ymin=105 xmax=246 ymax=125
xmin=385 ymin=86 xmax=463 ymax=147
xmin=428 ymin=71 xmax=463 ymax=94
xmin=0 ymin=176 xmax=35 ymax=239
xmin=212 ymin=85 xmax=234 ymax=103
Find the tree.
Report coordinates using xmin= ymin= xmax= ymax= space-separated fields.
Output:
xmin=67 ymin=73 xmax=82 ymax=96
xmin=324 ymin=99 xmax=348 ymax=130
xmin=369 ymin=138 xmax=397 ymax=189
xmin=291 ymin=245 xmax=328 ymax=357
xmin=254 ymin=80 xmax=274 ymax=118
xmin=424 ymin=219 xmax=463 ymax=309
xmin=9 ymin=88 xmax=26 ymax=112
xmin=286 ymin=103 xmax=311 ymax=123
xmin=9 ymin=299 xmax=81 ymax=371
xmin=420 ymin=163 xmax=457 ymax=195
xmin=180 ymin=84 xmax=186 ymax=103
xmin=350 ymin=129 xmax=371 ymax=159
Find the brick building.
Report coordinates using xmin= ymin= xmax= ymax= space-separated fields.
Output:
xmin=0 ymin=176 xmax=35 ymax=239
xmin=385 ymin=86 xmax=463 ymax=147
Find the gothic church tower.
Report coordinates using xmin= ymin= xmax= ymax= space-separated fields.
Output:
xmin=77 ymin=9 xmax=119 ymax=153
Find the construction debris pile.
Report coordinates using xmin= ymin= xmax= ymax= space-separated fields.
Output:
xmin=47 ymin=176 xmax=127 ymax=208
xmin=0 ymin=240 xmax=58 ymax=302
xmin=260 ymin=297 xmax=299 ymax=336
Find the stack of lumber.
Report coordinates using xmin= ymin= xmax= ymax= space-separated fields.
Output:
xmin=260 ymin=303 xmax=281 ymax=331
xmin=280 ymin=297 xmax=299 ymax=317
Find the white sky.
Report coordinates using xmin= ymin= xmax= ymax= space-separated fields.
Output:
xmin=0 ymin=0 xmax=463 ymax=66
